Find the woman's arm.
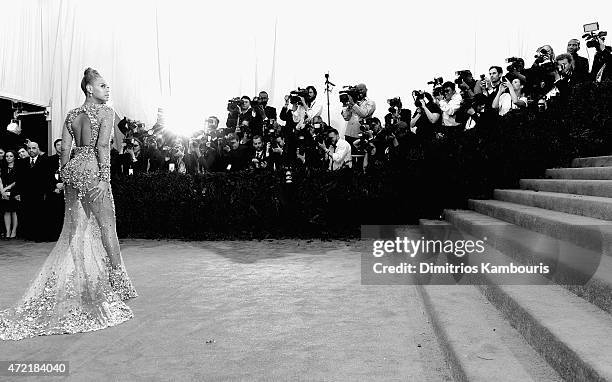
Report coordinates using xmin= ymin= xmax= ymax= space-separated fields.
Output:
xmin=60 ymin=121 xmax=73 ymax=167
xmin=96 ymin=107 xmax=114 ymax=182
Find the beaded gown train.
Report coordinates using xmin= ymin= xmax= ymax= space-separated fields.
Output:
xmin=0 ymin=103 xmax=137 ymax=341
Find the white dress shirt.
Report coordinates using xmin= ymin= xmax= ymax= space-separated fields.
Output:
xmin=438 ymin=93 xmax=463 ymax=127
xmin=305 ymin=99 xmax=323 ymax=123
xmin=342 ymin=98 xmax=376 ymax=138
xmin=327 ymin=138 xmax=352 ymax=170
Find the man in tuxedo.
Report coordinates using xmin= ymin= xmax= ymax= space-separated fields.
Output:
xmin=15 ymin=141 xmax=49 ymax=241
xmin=567 ymin=39 xmax=591 ymax=82
xmin=253 ymin=91 xmax=277 ymax=136
xmin=47 ymin=139 xmax=64 ymax=240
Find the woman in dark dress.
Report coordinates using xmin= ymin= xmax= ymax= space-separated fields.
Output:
xmin=0 ymin=150 xmax=19 ymax=238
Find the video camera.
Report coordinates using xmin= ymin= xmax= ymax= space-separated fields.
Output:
xmin=427 ymin=77 xmax=444 ymax=87
xmin=227 ymin=97 xmax=242 ymax=112
xmin=290 ymin=88 xmax=309 ymax=104
xmin=339 ymin=85 xmax=362 ymax=105
xmin=583 ymin=22 xmax=607 ymax=49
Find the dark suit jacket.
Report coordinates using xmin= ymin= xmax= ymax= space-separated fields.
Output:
xmin=15 ymin=155 xmax=50 ymax=198
xmin=48 ymin=153 xmax=62 ymax=192
xmin=572 ymin=53 xmax=590 ymax=81
xmin=591 ymin=47 xmax=612 ymax=82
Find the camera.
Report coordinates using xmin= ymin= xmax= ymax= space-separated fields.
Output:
xmin=533 ymin=50 xmax=557 ymax=72
xmin=412 ymin=90 xmax=426 ymax=107
xmin=339 ymin=85 xmax=362 ymax=105
xmin=387 ymin=97 xmax=402 ymax=109
xmin=427 ymin=77 xmax=444 ymax=87
xmin=582 ymin=22 xmax=607 ymax=48
xmin=290 ymin=88 xmax=308 ymax=104
xmin=118 ymin=117 xmax=145 ymax=144
xmin=454 ymin=70 xmax=472 ymax=86
xmin=227 ymin=97 xmax=242 ymax=112
xmin=506 ymin=57 xmax=524 ymax=73
xmin=263 ymin=122 xmax=277 ymax=141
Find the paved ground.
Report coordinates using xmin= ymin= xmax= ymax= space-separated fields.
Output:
xmin=0 ymin=239 xmax=452 ymax=382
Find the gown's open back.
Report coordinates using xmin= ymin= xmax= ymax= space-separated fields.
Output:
xmin=0 ymin=103 xmax=137 ymax=341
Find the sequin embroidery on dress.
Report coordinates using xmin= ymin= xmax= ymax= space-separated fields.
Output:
xmin=0 ymin=103 xmax=138 ymax=341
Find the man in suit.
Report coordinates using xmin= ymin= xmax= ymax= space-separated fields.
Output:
xmin=251 ymin=91 xmax=277 ymax=137
xmin=590 ymin=36 xmax=612 ymax=82
xmin=567 ymin=39 xmax=591 ymax=82
xmin=15 ymin=141 xmax=49 ymax=241
xmin=47 ymin=139 xmax=64 ymax=240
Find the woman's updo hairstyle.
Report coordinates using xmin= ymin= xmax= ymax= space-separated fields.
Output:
xmin=80 ymin=67 xmax=101 ymax=96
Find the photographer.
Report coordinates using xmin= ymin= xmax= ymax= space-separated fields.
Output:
xmin=478 ymin=66 xmax=504 ymax=110
xmin=222 ymin=134 xmax=251 ymax=172
xmin=552 ymin=53 xmax=581 ymax=100
xmin=436 ymin=82 xmax=463 ymax=128
xmin=144 ymin=136 xmax=164 ymax=172
xmin=410 ymin=91 xmax=442 ymax=143
xmin=589 ymin=35 xmax=612 ymax=82
xmin=492 ymin=76 xmax=527 ymax=116
xmin=341 ymin=83 xmax=376 ymax=147
xmin=121 ymin=137 xmax=148 ymax=175
xmin=252 ymin=91 xmax=276 ymax=136
xmin=295 ymin=115 xmax=327 ymax=169
xmin=250 ymin=135 xmax=269 ymax=170
xmin=384 ymin=98 xmax=411 ymax=127
xmin=318 ymin=128 xmax=352 ymax=171
xmin=184 ymin=139 xmax=200 ymax=175
xmin=198 ymin=141 xmax=220 ymax=172
xmin=464 ymin=94 xmax=490 ymax=131
xmin=526 ymin=45 xmax=558 ymax=99
xmin=362 ymin=117 xmax=399 ymax=168
xmin=267 ymin=134 xmax=289 ymax=171
xmin=237 ymin=96 xmax=259 ymax=133
xmin=280 ymin=91 xmax=308 ymax=133
xmin=304 ymin=86 xmax=323 ymax=124
xmin=567 ymin=39 xmax=591 ymax=81
xmin=455 ymin=70 xmax=480 ymax=98
xmin=165 ymin=142 xmax=188 ymax=174
xmin=204 ymin=116 xmax=224 ymax=151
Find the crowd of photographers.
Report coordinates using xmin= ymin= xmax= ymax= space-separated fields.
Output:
xmin=1 ymin=25 xmax=611 ymax=240
xmin=118 ymin=27 xmax=610 ymax=177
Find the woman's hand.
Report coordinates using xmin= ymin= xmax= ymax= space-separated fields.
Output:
xmin=89 ymin=180 xmax=110 ymax=202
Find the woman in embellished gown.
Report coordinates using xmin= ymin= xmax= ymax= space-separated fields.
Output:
xmin=0 ymin=68 xmax=137 ymax=341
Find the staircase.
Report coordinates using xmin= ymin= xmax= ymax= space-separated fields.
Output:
xmin=418 ymin=155 xmax=612 ymax=382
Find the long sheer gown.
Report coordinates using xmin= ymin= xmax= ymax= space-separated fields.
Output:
xmin=0 ymin=103 xmax=137 ymax=341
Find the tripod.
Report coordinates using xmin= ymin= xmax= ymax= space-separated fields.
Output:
xmin=324 ymin=72 xmax=335 ymax=126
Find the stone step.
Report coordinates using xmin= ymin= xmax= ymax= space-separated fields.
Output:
xmin=469 ymin=199 xmax=612 ymax=254
xmin=444 ymin=209 xmax=612 ymax=314
xmin=572 ymin=156 xmax=612 ymax=168
xmin=545 ymin=167 xmax=612 ymax=180
xmin=520 ymin=179 xmax=612 ymax=198
xmin=479 ymin=282 xmax=612 ymax=382
xmin=494 ymin=189 xmax=612 ymax=221
xmin=419 ymin=220 xmax=612 ymax=381
xmin=418 ymin=284 xmax=562 ymax=382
